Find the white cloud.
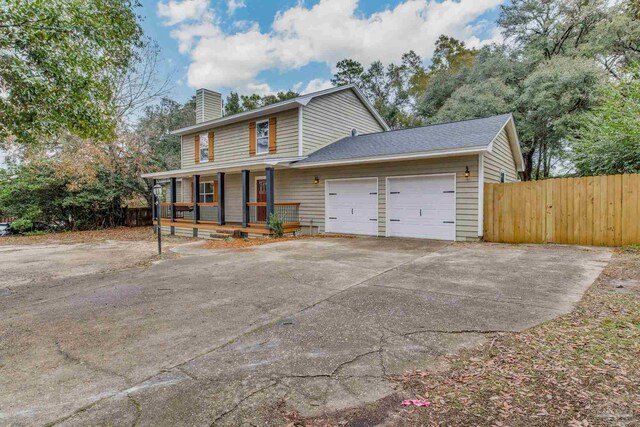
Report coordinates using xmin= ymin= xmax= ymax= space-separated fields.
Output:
xmin=466 ymin=26 xmax=504 ymax=49
xmin=168 ymin=0 xmax=505 ymax=91
xmin=301 ymin=78 xmax=333 ymax=94
xmin=244 ymin=82 xmax=274 ymax=96
xmin=227 ymin=0 xmax=246 ymax=16
xmin=157 ymin=0 xmax=209 ymax=26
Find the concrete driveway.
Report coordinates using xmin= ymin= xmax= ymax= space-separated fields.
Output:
xmin=0 ymin=237 xmax=611 ymax=426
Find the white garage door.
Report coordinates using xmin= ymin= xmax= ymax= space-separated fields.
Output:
xmin=387 ymin=174 xmax=456 ymax=240
xmin=326 ymin=178 xmax=378 ymax=236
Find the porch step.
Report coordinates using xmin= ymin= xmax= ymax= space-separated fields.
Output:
xmin=208 ymin=233 xmax=233 ymax=240
xmin=209 ymin=229 xmax=242 ymax=239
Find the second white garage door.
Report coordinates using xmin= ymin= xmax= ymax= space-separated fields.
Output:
xmin=387 ymin=174 xmax=456 ymax=240
xmin=326 ymin=178 xmax=378 ymax=236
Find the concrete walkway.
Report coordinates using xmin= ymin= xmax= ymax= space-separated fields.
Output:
xmin=0 ymin=238 xmax=611 ymax=426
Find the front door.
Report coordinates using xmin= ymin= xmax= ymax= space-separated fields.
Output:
xmin=256 ymin=179 xmax=267 ymax=222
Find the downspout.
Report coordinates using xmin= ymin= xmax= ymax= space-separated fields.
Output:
xmin=298 ymin=105 xmax=304 ymax=156
xmin=477 ymin=153 xmax=484 ymax=239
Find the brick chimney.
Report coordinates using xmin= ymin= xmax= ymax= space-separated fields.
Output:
xmin=195 ymin=88 xmax=222 ymax=124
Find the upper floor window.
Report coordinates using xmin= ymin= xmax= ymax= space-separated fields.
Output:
xmin=199 ymin=133 xmax=209 ymax=162
xmin=256 ymin=120 xmax=269 ymax=155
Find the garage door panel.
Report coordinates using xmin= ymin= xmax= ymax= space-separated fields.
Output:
xmin=326 ymin=178 xmax=378 ymax=236
xmin=387 ymin=175 xmax=455 ymax=241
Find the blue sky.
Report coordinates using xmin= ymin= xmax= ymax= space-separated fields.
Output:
xmin=138 ymin=0 xmax=505 ymax=103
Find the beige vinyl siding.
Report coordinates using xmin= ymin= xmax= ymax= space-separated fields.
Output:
xmin=181 ymin=109 xmax=299 ymax=168
xmin=196 ymin=90 xmax=222 ymax=123
xmin=223 ymin=173 xmax=243 ymax=223
xmin=484 ymin=129 xmax=518 ymax=183
xmin=161 ymin=156 xmax=478 ymax=241
xmin=274 ymin=156 xmax=477 ymax=240
xmin=302 ymin=88 xmax=385 ymax=155
xmin=181 ymin=136 xmax=195 ymax=169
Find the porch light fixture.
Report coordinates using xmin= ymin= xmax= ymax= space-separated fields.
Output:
xmin=153 ymin=184 xmax=163 ymax=255
xmin=313 ymin=176 xmax=320 ymax=184
xmin=464 ymin=166 xmax=470 ymax=178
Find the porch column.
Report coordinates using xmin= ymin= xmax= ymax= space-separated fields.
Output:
xmin=217 ymin=172 xmax=225 ymax=225
xmin=266 ymin=167 xmax=275 ymax=229
xmin=192 ymin=174 xmax=200 ymax=237
xmin=170 ymin=177 xmax=177 ymax=235
xmin=241 ymin=170 xmax=250 ymax=227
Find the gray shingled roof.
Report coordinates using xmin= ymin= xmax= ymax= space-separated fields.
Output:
xmin=296 ymin=113 xmax=512 ymax=164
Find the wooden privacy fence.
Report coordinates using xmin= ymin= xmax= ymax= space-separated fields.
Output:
xmin=484 ymin=174 xmax=640 ymax=246
xmin=123 ymin=207 xmax=153 ymax=227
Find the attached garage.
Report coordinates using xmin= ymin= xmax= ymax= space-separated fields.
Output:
xmin=386 ymin=174 xmax=456 ymax=241
xmin=325 ymin=178 xmax=378 ymax=236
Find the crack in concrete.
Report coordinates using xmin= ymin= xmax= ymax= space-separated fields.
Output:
xmin=44 ymin=400 xmax=101 ymax=427
xmin=174 ymin=365 xmax=199 ymax=381
xmin=209 ymin=381 xmax=279 ymax=426
xmin=366 ymin=274 xmax=568 ymax=312
xmin=127 ymin=395 xmax=142 ymax=427
xmin=54 ymin=341 xmax=131 ymax=383
xmin=43 ymin=246 xmax=449 ymax=426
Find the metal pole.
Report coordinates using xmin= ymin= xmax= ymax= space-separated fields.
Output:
xmin=156 ymin=198 xmax=162 ymax=255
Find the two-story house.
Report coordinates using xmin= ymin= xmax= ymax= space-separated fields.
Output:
xmin=142 ymin=85 xmax=523 ymax=241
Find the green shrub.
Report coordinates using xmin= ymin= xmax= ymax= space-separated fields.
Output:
xmin=9 ymin=218 xmax=33 ymax=234
xmin=268 ymin=213 xmax=284 ymax=237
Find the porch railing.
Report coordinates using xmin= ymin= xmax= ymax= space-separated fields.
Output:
xmin=247 ymin=202 xmax=300 ymax=225
xmin=159 ymin=202 xmax=218 ymax=222
xmin=157 ymin=201 xmax=300 ymax=229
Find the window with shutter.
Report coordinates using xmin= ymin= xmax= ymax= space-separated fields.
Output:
xmin=249 ymin=122 xmax=256 ymax=156
xmin=256 ymin=120 xmax=269 ymax=155
xmin=208 ymin=131 xmax=214 ymax=162
xmin=269 ymin=117 xmax=277 ymax=154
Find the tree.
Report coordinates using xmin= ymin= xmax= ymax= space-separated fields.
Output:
xmin=135 ymin=96 xmax=196 ymax=173
xmin=262 ymin=90 xmax=299 ymax=106
xmin=240 ymin=93 xmax=263 ymax=111
xmin=228 ymin=90 xmax=300 ymax=114
xmin=0 ymin=0 xmax=144 ymax=146
xmin=429 ymin=35 xmax=477 ymax=72
xmin=571 ymin=63 xmax=640 ymax=175
xmin=331 ymin=52 xmax=427 ymax=128
xmin=331 ymin=59 xmax=364 ymax=86
xmin=498 ymin=0 xmax=640 ymax=76
xmin=224 ymin=92 xmax=242 ymax=115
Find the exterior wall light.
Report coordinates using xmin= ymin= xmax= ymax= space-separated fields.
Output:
xmin=464 ymin=166 xmax=470 ymax=178
xmin=314 ymin=176 xmax=320 ymax=184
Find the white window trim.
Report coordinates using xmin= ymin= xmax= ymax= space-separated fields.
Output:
xmin=199 ymin=132 xmax=209 ymax=163
xmin=199 ymin=180 xmax=215 ymax=203
xmin=255 ymin=119 xmax=269 ymax=155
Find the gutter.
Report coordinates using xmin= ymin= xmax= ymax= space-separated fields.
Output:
xmin=141 ymin=156 xmax=307 ymax=179
xmin=290 ymin=146 xmax=488 ymax=169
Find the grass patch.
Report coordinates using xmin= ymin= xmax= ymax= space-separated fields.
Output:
xmin=396 ymin=248 xmax=640 ymax=426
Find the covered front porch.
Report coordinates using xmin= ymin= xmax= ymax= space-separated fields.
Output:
xmin=153 ymin=167 xmax=302 ymax=237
